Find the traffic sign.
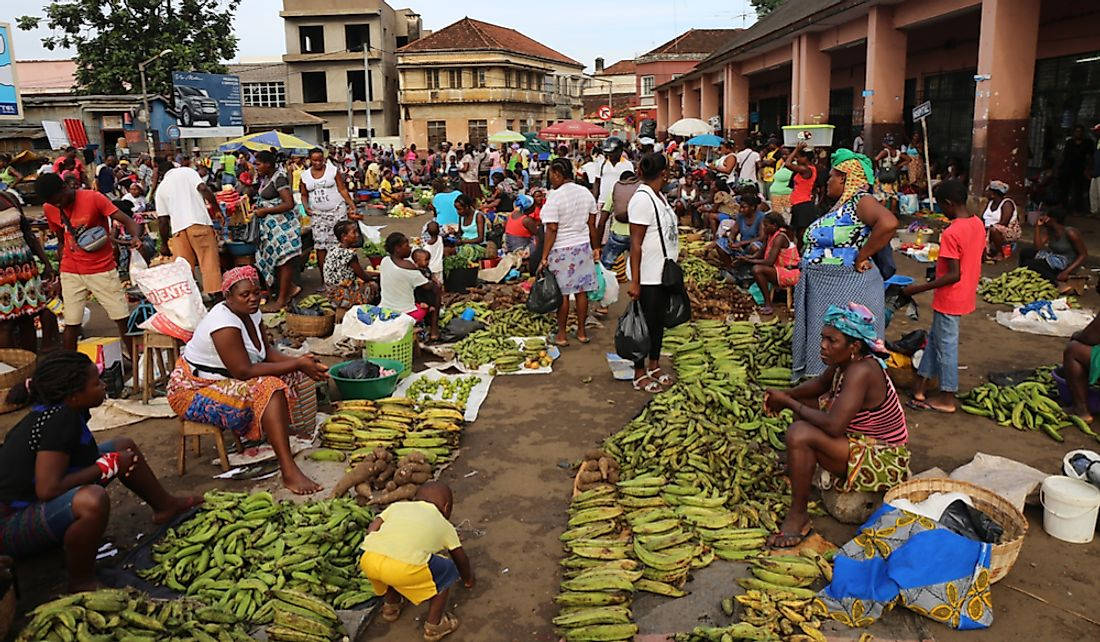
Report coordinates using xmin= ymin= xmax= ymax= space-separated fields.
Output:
xmin=166 ymin=125 xmax=181 ymax=140
xmin=911 ymin=101 xmax=932 ymax=122
xmin=597 ymin=105 xmax=612 ymax=121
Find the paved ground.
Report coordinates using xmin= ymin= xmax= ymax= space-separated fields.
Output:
xmin=7 ymin=210 xmax=1100 ymax=641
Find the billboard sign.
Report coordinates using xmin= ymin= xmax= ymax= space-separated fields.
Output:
xmin=0 ymin=23 xmax=24 ymax=120
xmin=171 ymin=71 xmax=243 ymax=138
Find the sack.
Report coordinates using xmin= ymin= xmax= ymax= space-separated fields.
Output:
xmin=664 ymin=285 xmax=691 ymax=328
xmin=599 ymin=264 xmax=619 ymax=307
xmin=588 ymin=261 xmax=606 ymax=302
xmin=527 ymin=270 xmax=563 ymax=314
xmin=614 ymin=301 xmax=649 ymax=364
xmin=130 ymin=253 xmax=206 ymax=342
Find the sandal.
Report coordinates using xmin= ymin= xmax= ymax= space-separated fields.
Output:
xmin=380 ymin=599 xmax=403 ymax=623
xmin=905 ymin=398 xmax=956 ymax=414
xmin=423 ymin=612 xmax=459 ymax=641
xmin=646 ymin=368 xmax=673 ymax=386
xmin=760 ymin=305 xmax=774 ymax=315
xmin=766 ymin=522 xmax=813 ymax=549
xmin=633 ymin=375 xmax=662 ymax=393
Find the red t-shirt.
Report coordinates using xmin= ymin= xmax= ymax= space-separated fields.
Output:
xmin=53 ymin=156 xmax=84 ymax=175
xmin=44 ymin=190 xmax=119 ymax=275
xmin=933 ymin=215 xmax=985 ymax=315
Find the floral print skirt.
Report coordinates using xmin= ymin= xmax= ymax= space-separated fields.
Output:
xmin=547 ymin=241 xmax=597 ymax=296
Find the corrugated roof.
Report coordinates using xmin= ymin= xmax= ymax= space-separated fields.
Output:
xmin=598 ymin=60 xmax=636 ymax=76
xmin=243 ymin=107 xmax=324 ymax=127
xmin=641 ymin=29 xmax=741 ymax=57
xmin=397 ymin=17 xmax=582 ymax=67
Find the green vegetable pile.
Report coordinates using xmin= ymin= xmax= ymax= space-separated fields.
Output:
xmin=978 ymin=267 xmax=1060 ymax=305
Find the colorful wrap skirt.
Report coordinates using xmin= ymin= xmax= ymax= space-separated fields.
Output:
xmin=257 ymin=212 xmax=302 ymax=287
xmin=819 ymin=434 xmax=911 ymax=493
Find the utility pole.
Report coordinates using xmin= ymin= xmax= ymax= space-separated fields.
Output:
xmin=347 ymin=83 xmax=354 ymax=141
xmin=139 ymin=48 xmax=172 ymax=154
xmin=364 ymin=46 xmax=373 ymax=146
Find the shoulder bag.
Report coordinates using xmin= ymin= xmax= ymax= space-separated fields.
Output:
xmin=644 ymin=190 xmax=691 ymax=328
xmin=58 ymin=205 xmax=109 ymax=253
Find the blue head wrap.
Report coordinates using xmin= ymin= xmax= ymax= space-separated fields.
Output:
xmin=823 ymin=303 xmax=886 ymax=355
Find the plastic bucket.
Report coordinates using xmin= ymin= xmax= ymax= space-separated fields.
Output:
xmin=1040 ymin=475 xmax=1100 ymax=543
xmin=781 ymin=124 xmax=835 ymax=148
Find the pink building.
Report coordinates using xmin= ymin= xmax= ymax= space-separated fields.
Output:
xmin=633 ymin=29 xmax=740 ymax=128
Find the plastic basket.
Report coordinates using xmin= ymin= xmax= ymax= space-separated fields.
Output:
xmin=781 ymin=124 xmax=835 ymax=148
xmin=364 ymin=328 xmax=414 ymax=379
xmin=329 ymin=358 xmax=403 ymax=400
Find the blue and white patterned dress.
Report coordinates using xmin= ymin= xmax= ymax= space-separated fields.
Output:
xmin=254 ymin=169 xmax=302 ymax=287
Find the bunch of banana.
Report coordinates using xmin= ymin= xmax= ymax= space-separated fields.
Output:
xmin=672 ymin=622 xmax=781 ymax=641
xmin=137 ymin=491 xmax=376 ymax=624
xmin=681 ymin=255 xmax=722 ymax=285
xmin=453 ymin=331 xmax=519 ymax=369
xmin=439 ymin=300 xmax=490 ymax=326
xmin=16 ymin=588 xmax=252 ymax=642
xmin=321 ymin=400 xmax=378 ymax=451
xmin=723 ymin=550 xmax=833 ymax=641
xmin=481 ymin=303 xmax=555 ymax=338
xmin=404 ymin=375 xmax=480 ymax=409
xmin=415 ymin=403 xmax=466 ymax=432
xmin=959 ymin=380 xmax=1098 ymax=442
xmin=978 ymin=267 xmax=1060 ymax=305
xmin=266 ymin=589 xmax=345 ymax=642
xmin=522 ymin=337 xmax=554 ymax=369
xmin=753 ymin=322 xmax=793 ymax=372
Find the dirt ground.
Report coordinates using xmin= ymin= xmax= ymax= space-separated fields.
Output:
xmin=6 ymin=210 xmax=1100 ymax=641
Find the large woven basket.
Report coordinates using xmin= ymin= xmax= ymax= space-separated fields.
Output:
xmin=884 ymin=477 xmax=1027 ymax=583
xmin=0 ymin=349 xmax=35 ymax=390
xmin=286 ymin=311 xmax=335 ymax=338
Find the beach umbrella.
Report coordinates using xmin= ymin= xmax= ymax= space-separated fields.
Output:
xmin=217 ymin=130 xmax=315 ymax=153
xmin=667 ymin=118 xmax=713 ymax=137
xmin=537 ymin=120 xmax=610 ymax=141
xmin=488 ymin=129 xmax=526 ymax=144
xmin=685 ymin=134 xmax=723 ymax=147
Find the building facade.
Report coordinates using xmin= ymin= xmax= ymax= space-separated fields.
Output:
xmin=633 ymin=29 xmax=741 ymax=125
xmin=396 ymin=18 xmax=585 ymax=150
xmin=654 ymin=0 xmax=1099 ymax=201
xmin=582 ymin=59 xmax=638 ymax=118
xmin=280 ymin=0 xmax=422 ymax=143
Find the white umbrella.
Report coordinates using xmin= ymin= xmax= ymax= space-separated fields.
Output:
xmin=667 ymin=118 xmax=713 ymax=137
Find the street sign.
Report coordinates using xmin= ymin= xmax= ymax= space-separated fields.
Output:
xmin=166 ymin=125 xmax=181 ymax=140
xmin=911 ymin=101 xmax=932 ymax=122
xmin=597 ymin=105 xmax=612 ymax=121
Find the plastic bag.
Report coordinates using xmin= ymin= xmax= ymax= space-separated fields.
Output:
xmin=886 ymin=330 xmax=927 ymax=356
xmin=527 ymin=270 xmax=563 ymax=314
xmin=130 ymin=253 xmax=206 ymax=342
xmin=340 ymin=305 xmax=415 ymax=343
xmin=614 ymin=301 xmax=650 ymax=364
xmin=440 ymin=318 xmax=486 ymax=343
xmin=900 ymin=193 xmax=919 ymax=216
xmin=600 ymin=264 xmax=619 ymax=307
xmin=938 ymin=499 xmax=1004 ymax=544
xmin=338 ymin=359 xmax=381 ymax=380
xmin=588 ymin=261 xmax=606 ymax=302
xmin=664 ymin=286 xmax=691 ymax=328
xmin=884 ymin=283 xmax=917 ymax=327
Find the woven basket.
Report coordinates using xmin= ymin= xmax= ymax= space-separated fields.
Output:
xmin=286 ymin=311 xmax=335 ymax=338
xmin=884 ymin=477 xmax=1027 ymax=583
xmin=0 ymin=349 xmax=35 ymax=390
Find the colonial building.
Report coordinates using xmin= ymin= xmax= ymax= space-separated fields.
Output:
xmin=396 ymin=17 xmax=585 ymax=150
xmin=582 ymin=59 xmax=638 ymax=119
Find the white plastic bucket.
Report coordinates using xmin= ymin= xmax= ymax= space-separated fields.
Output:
xmin=1040 ymin=475 xmax=1100 ymax=543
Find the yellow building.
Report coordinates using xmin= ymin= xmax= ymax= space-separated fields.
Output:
xmin=397 ymin=18 xmax=585 ymax=150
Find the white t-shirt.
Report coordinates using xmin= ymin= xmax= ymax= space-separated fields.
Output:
xmin=183 ymin=302 xmax=265 ymax=379
xmin=540 ymin=182 xmax=596 ymax=249
xmin=379 ymin=256 xmax=428 ymax=314
xmin=734 ymin=149 xmax=761 ymax=185
xmin=122 ymin=193 xmax=147 ymax=214
xmin=154 ymin=166 xmax=212 ymax=232
xmin=425 ymin=236 xmax=444 ymax=275
xmin=596 ymin=159 xmax=634 ymax=208
xmin=581 ymin=160 xmax=599 ymax=185
xmin=627 ymin=184 xmax=679 ymax=286
xmin=459 ymin=154 xmax=478 ymax=182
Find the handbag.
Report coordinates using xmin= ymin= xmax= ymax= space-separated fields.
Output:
xmin=644 ymin=192 xmax=691 ymax=328
xmin=644 ymin=192 xmax=684 ymax=289
xmin=58 ymin=206 xmax=110 ymax=253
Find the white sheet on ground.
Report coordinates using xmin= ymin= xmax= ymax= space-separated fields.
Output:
xmin=88 ymin=398 xmax=176 ymax=432
xmin=392 ymin=368 xmax=494 ymax=422
xmin=949 ymin=452 xmax=1048 ymax=512
xmin=994 ymin=298 xmax=1094 ymax=337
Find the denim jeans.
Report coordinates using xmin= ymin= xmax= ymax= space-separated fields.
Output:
xmin=601 ymin=232 xmax=630 ymax=269
xmin=917 ymin=310 xmax=960 ymax=392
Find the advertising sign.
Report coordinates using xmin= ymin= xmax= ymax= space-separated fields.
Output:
xmin=171 ymin=71 xmax=244 ymax=138
xmin=0 ymin=23 xmax=23 ymax=120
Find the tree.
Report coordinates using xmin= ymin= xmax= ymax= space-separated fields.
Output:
xmin=18 ymin=0 xmax=239 ymax=96
xmin=751 ymin=0 xmax=785 ymax=17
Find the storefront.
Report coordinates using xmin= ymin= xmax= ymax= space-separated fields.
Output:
xmin=1028 ymin=50 xmax=1100 ymax=170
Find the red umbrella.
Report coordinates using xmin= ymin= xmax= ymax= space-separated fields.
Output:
xmin=537 ymin=119 xmax=610 ymax=140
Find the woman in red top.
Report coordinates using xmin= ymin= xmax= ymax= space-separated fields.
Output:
xmin=785 ymin=142 xmax=818 ymax=249
xmin=739 ymin=213 xmax=801 ymax=315
xmin=503 ymin=194 xmax=537 ymax=254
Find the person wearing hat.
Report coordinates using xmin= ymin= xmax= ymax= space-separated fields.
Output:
xmin=981 ymin=180 xmax=1019 ymax=261
xmin=763 ymin=302 xmax=909 ymax=548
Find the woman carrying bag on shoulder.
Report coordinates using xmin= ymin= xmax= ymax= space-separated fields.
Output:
xmin=626 ymin=153 xmax=681 ymax=393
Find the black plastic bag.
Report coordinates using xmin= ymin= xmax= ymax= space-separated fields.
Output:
xmin=939 ymin=499 xmax=1004 ymax=544
xmin=338 ymin=359 xmax=381 ymax=380
xmin=615 ymin=301 xmax=650 ymax=364
xmin=664 ymin=285 xmax=692 ymax=328
xmin=440 ymin=318 xmax=486 ymax=343
xmin=527 ymin=270 xmax=563 ymax=314
xmin=884 ymin=283 xmax=918 ymax=327
xmin=886 ymin=330 xmax=927 ymax=356
xmin=101 ymin=361 xmax=125 ymax=399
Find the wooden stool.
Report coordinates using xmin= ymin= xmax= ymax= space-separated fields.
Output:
xmin=178 ymin=420 xmax=243 ymax=475
xmin=784 ymin=286 xmax=794 ymax=311
xmin=142 ymin=330 xmax=179 ymax=403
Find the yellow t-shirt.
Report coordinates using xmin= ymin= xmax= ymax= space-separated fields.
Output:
xmin=291 ymin=167 xmax=302 ymax=192
xmin=762 ymin=150 xmax=780 ymax=183
xmin=360 ymin=501 xmax=462 ymax=566
xmin=380 ymin=178 xmax=393 ymax=194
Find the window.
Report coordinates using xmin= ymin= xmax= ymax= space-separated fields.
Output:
xmin=448 ymin=68 xmax=463 ymax=89
xmin=427 ymin=121 xmax=447 ymax=150
xmin=641 ymin=75 xmax=655 ymax=97
xmin=346 ymin=70 xmax=373 ymax=102
xmin=242 ymin=82 xmax=286 ymax=107
xmin=301 ymin=71 xmax=327 ymax=103
xmin=506 ymin=119 xmax=514 ymax=132
xmin=396 ymin=35 xmax=408 ymax=48
xmin=504 ymin=69 xmax=513 ymax=88
xmin=468 ymin=119 xmax=487 ymax=146
xmin=476 ymin=68 xmax=486 ymax=88
xmin=299 ymin=26 xmax=325 ymax=54
xmin=426 ymin=69 xmax=441 ymax=89
xmin=519 ymin=120 xmax=529 ymax=134
xmin=345 ymin=24 xmax=370 ymax=53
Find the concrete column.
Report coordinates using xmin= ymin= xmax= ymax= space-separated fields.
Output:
xmin=656 ymin=89 xmax=670 ymax=137
xmin=669 ymin=87 xmax=683 ymax=124
xmin=682 ymin=79 xmax=701 ymax=119
xmin=790 ymin=39 xmax=801 ymax=125
xmin=723 ymin=63 xmax=750 ymax=144
xmin=701 ymin=74 xmax=720 ymax=125
xmin=970 ymin=0 xmax=1040 ymax=202
xmin=863 ymin=5 xmax=907 ymax=152
xmin=793 ymin=33 xmax=830 ymax=124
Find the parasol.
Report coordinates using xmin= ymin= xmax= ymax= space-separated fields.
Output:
xmin=217 ymin=130 xmax=316 ymax=153
xmin=685 ymin=134 xmax=723 ymax=147
xmin=537 ymin=120 xmax=610 ymax=141
xmin=667 ymin=118 xmax=713 ymax=137
xmin=488 ymin=129 xmax=527 ymax=144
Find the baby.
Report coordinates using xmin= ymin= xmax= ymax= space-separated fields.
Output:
xmin=360 ymin=482 xmax=473 ymax=640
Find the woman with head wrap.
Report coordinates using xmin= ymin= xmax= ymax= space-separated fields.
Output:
xmin=764 ymin=303 xmax=909 ymax=548
xmin=166 ymin=266 xmax=330 ymax=495
xmin=791 ymin=149 xmax=897 ymax=381
xmin=873 ymin=133 xmax=908 ymax=214
xmin=981 ymin=180 xmax=1020 ymax=261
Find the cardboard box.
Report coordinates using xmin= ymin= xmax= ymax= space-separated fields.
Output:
xmin=78 ymin=337 xmax=122 ymax=373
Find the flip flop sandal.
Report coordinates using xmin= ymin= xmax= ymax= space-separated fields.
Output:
xmin=633 ymin=375 xmax=662 ymax=393
xmin=380 ymin=600 xmax=403 ymax=623
xmin=577 ymin=335 xmax=591 ymax=344
xmin=423 ymin=612 xmax=459 ymax=641
xmin=555 ymin=339 xmax=570 ymax=347
xmin=647 ymin=368 xmax=673 ymax=386
xmin=767 ymin=523 xmax=813 ymax=549
xmin=905 ymin=398 xmax=956 ymax=414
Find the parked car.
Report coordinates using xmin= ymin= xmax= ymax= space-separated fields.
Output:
xmin=174 ymin=85 xmax=219 ymax=127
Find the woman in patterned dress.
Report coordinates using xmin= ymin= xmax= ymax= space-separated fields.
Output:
xmin=250 ymin=151 xmax=302 ymax=312
xmin=0 ymin=190 xmax=55 ymax=350
xmin=300 ymin=147 xmax=359 ymax=277
xmin=792 ymin=150 xmax=898 ymax=380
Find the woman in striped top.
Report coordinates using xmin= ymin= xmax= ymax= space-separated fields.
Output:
xmin=763 ymin=302 xmax=909 ymax=548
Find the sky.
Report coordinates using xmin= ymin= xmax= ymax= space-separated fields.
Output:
xmin=6 ymin=0 xmax=759 ymax=73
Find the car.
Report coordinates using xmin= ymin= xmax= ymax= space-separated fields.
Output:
xmin=174 ymin=85 xmax=219 ymax=127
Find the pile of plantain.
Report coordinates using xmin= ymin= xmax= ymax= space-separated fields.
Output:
xmin=959 ymin=380 xmax=1098 ymax=442
xmin=136 ymin=491 xmax=375 ymax=624
xmin=978 ymin=267 xmax=1060 ymax=305
xmin=319 ymin=397 xmax=465 ymax=464
xmin=16 ymin=588 xmax=252 ymax=642
xmin=265 ymin=588 xmax=348 ymax=642
xmin=454 ymin=331 xmax=521 ymax=370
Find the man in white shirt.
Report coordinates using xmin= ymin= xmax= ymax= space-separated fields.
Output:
xmin=852 ymin=134 xmax=864 ymax=155
xmin=154 ymin=159 xmax=222 ymax=296
xmin=593 ymin=138 xmax=634 ymax=210
xmin=733 ymin=141 xmax=761 ymax=191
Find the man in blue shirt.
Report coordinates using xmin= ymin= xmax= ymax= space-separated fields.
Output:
xmin=96 ymin=155 xmax=118 ymax=196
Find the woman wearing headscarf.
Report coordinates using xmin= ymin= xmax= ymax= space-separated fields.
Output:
xmin=764 ymin=303 xmax=909 ymax=548
xmin=250 ymin=150 xmax=302 ymax=312
xmin=981 ymin=180 xmax=1020 ymax=261
xmin=791 ymin=149 xmax=897 ymax=381
xmin=166 ymin=266 xmax=330 ymax=495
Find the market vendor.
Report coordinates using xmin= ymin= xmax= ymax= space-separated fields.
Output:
xmin=741 ymin=212 xmax=800 ymax=315
xmin=324 ymin=220 xmax=380 ymax=310
xmin=1062 ymin=314 xmax=1100 ymax=423
xmin=763 ymin=303 xmax=909 ymax=548
xmin=379 ymin=232 xmax=442 ymax=341
xmin=380 ymin=169 xmax=408 ymax=206
xmin=502 ymin=194 xmax=538 ymax=254
xmin=301 ymin=147 xmax=359 ymax=277
xmin=454 ymin=194 xmax=487 ymax=259
xmin=1019 ymin=206 xmax=1087 ymax=283
xmin=166 ymin=266 xmax=329 ymax=495
xmin=0 ymin=351 xmax=201 ymax=591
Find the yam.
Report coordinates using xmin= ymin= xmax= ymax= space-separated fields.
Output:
xmin=371 ymin=483 xmax=419 ymax=505
xmin=584 ymin=450 xmax=606 ymax=461
xmin=606 ymin=469 xmax=620 ymax=484
xmin=598 ymin=457 xmax=611 ymax=479
xmin=330 ymin=458 xmax=383 ymax=498
xmin=404 ymin=451 xmax=427 ymax=465
xmin=372 ymin=447 xmax=389 ymax=460
xmin=385 ymin=480 xmax=397 ymax=492
xmin=376 ymin=464 xmax=396 ymax=483
xmin=393 ymin=468 xmax=413 ymax=486
xmin=354 ymin=482 xmax=373 ymax=498
xmin=577 ymin=481 xmax=601 ymax=492
xmin=577 ymin=470 xmax=603 ymax=484
xmin=409 ymin=471 xmax=431 ymax=484
xmin=580 ymin=460 xmax=599 ymax=473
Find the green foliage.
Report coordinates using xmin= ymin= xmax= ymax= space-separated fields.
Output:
xmin=750 ymin=0 xmax=785 ymax=17
xmin=18 ymin=0 xmax=239 ymax=96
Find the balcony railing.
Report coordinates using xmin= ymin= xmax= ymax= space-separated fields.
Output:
xmin=399 ymin=87 xmax=554 ymax=105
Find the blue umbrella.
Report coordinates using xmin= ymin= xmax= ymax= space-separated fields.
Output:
xmin=685 ymin=134 xmax=723 ymax=147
